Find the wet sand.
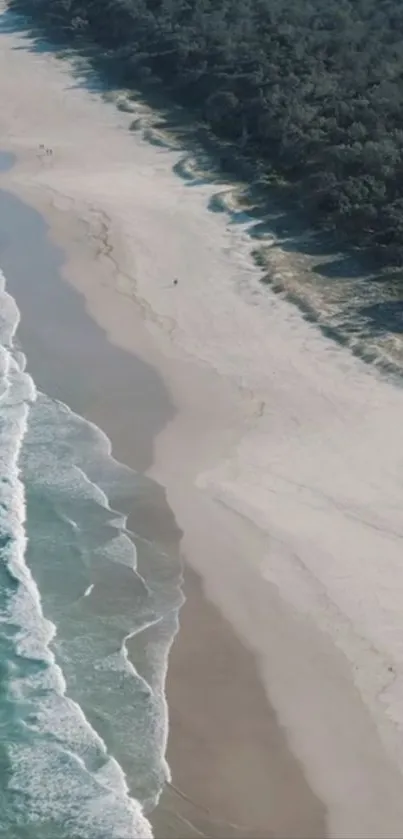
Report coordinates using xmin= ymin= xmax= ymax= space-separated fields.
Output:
xmin=0 ymin=186 xmax=326 ymax=837
xmin=155 ymin=566 xmax=324 ymax=839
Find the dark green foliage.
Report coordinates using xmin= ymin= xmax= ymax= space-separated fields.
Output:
xmin=11 ymin=0 xmax=403 ymax=267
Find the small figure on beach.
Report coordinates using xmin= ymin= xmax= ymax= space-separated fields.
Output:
xmin=173 ymin=278 xmax=178 ymax=286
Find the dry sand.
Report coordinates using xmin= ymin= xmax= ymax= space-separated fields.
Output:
xmin=2 ymin=4 xmax=403 ymax=837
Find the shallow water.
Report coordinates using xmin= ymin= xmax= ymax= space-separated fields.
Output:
xmin=0 ymin=162 xmax=183 ymax=837
xmin=0 ymin=151 xmax=15 ymax=172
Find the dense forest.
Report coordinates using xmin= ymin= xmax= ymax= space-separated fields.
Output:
xmin=9 ymin=0 xmax=403 ymax=268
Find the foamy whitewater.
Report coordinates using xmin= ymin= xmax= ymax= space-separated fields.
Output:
xmin=0 ymin=268 xmax=182 ymax=837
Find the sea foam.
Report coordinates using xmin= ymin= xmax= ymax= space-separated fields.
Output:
xmin=0 ymin=267 xmax=165 ymax=838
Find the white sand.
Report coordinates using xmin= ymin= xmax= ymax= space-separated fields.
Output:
xmin=2 ymin=5 xmax=403 ymax=835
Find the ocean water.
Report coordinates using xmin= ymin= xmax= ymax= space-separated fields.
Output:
xmin=0 ymin=266 xmax=182 ymax=838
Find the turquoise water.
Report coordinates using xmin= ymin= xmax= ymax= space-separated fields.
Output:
xmin=0 ymin=262 xmax=182 ymax=836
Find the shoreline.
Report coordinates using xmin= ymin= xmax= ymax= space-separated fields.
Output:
xmin=3 ymin=6 xmax=403 ymax=836
xmin=0 ymin=186 xmax=326 ymax=836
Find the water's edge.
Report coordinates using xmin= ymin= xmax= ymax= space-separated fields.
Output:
xmin=0 ymin=153 xmax=184 ymax=837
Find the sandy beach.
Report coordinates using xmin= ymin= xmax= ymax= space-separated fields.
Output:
xmin=0 ymin=182 xmax=324 ymax=838
xmin=3 ymin=4 xmax=403 ymax=837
